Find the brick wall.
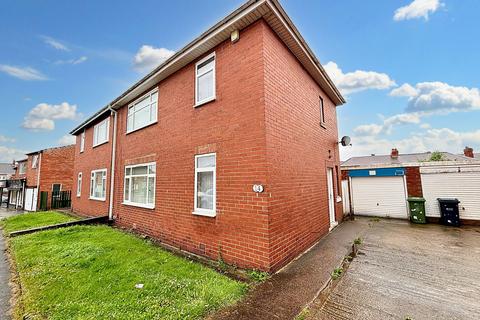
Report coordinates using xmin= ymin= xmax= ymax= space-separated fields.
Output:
xmin=112 ymin=20 xmax=270 ymax=270
xmin=72 ymin=114 xmax=113 ymax=217
xmin=263 ymin=22 xmax=343 ymax=270
xmin=38 ymin=146 xmax=75 ymax=208
xmin=405 ymin=166 xmax=423 ymax=197
xmin=25 ymin=154 xmax=38 ymax=187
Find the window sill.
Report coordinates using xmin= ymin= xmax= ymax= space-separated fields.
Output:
xmin=89 ymin=197 xmax=106 ymax=202
xmin=194 ymin=97 xmax=216 ymax=108
xmin=92 ymin=141 xmax=109 ymax=148
xmin=192 ymin=210 xmax=216 ymax=217
xmin=126 ymin=120 xmax=158 ymax=135
xmin=122 ymin=202 xmax=155 ymax=210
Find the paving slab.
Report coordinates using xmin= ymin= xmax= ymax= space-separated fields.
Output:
xmin=309 ymin=219 xmax=480 ymax=320
xmin=0 ymin=228 xmax=11 ymax=320
xmin=210 ymin=218 xmax=370 ymax=320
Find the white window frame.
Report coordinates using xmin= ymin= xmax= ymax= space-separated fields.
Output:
xmin=80 ymin=130 xmax=85 ymax=153
xmin=90 ymin=169 xmax=107 ymax=201
xmin=320 ymin=96 xmax=326 ymax=127
xmin=32 ymin=155 xmax=39 ymax=168
xmin=194 ymin=52 xmax=216 ymax=107
xmin=18 ymin=162 xmax=26 ymax=174
xmin=193 ymin=153 xmax=216 ymax=217
xmin=93 ymin=118 xmax=109 ymax=147
xmin=52 ymin=183 xmax=62 ymax=191
xmin=126 ymin=88 xmax=158 ymax=134
xmin=123 ymin=162 xmax=156 ymax=209
xmin=77 ymin=172 xmax=82 ymax=197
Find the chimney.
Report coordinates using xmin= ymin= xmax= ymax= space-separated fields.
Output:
xmin=464 ymin=146 xmax=474 ymax=158
xmin=391 ymin=148 xmax=399 ymax=159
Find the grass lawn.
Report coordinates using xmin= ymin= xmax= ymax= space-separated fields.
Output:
xmin=0 ymin=211 xmax=77 ymax=234
xmin=8 ymin=225 xmax=248 ymax=320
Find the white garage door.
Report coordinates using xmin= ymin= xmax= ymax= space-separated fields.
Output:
xmin=421 ymin=170 xmax=480 ymax=220
xmin=351 ymin=176 xmax=408 ymax=218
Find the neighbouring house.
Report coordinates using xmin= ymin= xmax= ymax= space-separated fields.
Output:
xmin=341 ymin=147 xmax=480 ymax=224
xmin=7 ymin=159 xmax=27 ymax=209
xmin=7 ymin=145 xmax=75 ymax=211
xmin=69 ymin=0 xmax=346 ymax=272
xmin=0 ymin=163 xmax=15 ymax=205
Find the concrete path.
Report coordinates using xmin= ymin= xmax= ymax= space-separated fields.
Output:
xmin=0 ymin=207 xmax=22 ymax=320
xmin=309 ymin=219 xmax=480 ymax=320
xmin=210 ymin=218 xmax=370 ymax=320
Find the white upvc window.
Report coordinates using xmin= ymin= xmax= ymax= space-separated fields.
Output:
xmin=93 ymin=118 xmax=109 ymax=147
xmin=18 ymin=162 xmax=26 ymax=174
xmin=127 ymin=89 xmax=158 ymax=133
xmin=193 ymin=153 xmax=216 ymax=217
xmin=320 ymin=96 xmax=326 ymax=126
xmin=80 ymin=130 xmax=85 ymax=152
xmin=123 ymin=162 xmax=156 ymax=209
xmin=32 ymin=155 xmax=39 ymax=168
xmin=195 ymin=52 xmax=216 ymax=106
xmin=90 ymin=169 xmax=107 ymax=201
xmin=77 ymin=172 xmax=82 ymax=197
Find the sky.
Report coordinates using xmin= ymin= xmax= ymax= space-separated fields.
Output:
xmin=0 ymin=0 xmax=479 ymax=162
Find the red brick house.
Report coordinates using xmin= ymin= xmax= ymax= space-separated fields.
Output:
xmin=8 ymin=146 xmax=75 ymax=211
xmin=70 ymin=0 xmax=346 ymax=271
xmin=7 ymin=159 xmax=27 ymax=209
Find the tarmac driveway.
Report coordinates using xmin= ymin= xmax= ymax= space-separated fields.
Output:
xmin=310 ymin=219 xmax=480 ymax=320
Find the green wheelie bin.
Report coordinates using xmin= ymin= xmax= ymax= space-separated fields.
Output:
xmin=408 ymin=197 xmax=426 ymax=224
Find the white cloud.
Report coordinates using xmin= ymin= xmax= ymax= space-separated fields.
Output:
xmin=354 ymin=113 xmax=421 ymax=136
xmin=0 ymin=146 xmax=27 ymax=162
xmin=0 ymin=135 xmax=15 ymax=143
xmin=324 ymin=61 xmax=396 ymax=95
xmin=390 ymin=83 xmax=418 ymax=97
xmin=0 ymin=65 xmax=47 ymax=81
xmin=391 ymin=82 xmax=480 ymax=113
xmin=58 ymin=134 xmax=76 ymax=146
xmin=55 ymin=56 xmax=88 ymax=65
xmin=41 ymin=35 xmax=70 ymax=51
xmin=420 ymin=123 xmax=431 ymax=129
xmin=341 ymin=128 xmax=480 ymax=160
xmin=394 ymin=0 xmax=443 ymax=21
xmin=133 ymin=45 xmax=175 ymax=72
xmin=22 ymin=102 xmax=81 ymax=131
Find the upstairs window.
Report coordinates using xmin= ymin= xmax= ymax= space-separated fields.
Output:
xmin=80 ymin=130 xmax=85 ymax=152
xmin=194 ymin=153 xmax=216 ymax=216
xmin=32 ymin=155 xmax=39 ymax=168
xmin=90 ymin=169 xmax=107 ymax=201
xmin=18 ymin=162 xmax=26 ymax=174
xmin=93 ymin=118 xmax=109 ymax=147
xmin=123 ymin=163 xmax=156 ymax=208
xmin=195 ymin=52 xmax=215 ymax=106
xmin=320 ymin=96 xmax=326 ymax=126
xmin=127 ymin=89 xmax=158 ymax=133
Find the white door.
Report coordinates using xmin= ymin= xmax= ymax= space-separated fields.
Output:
xmin=342 ymin=180 xmax=350 ymax=214
xmin=24 ymin=188 xmax=38 ymax=211
xmin=421 ymin=170 xmax=480 ymax=220
xmin=327 ymin=168 xmax=337 ymax=229
xmin=351 ymin=176 xmax=408 ymax=219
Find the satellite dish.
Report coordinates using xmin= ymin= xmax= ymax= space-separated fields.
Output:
xmin=340 ymin=136 xmax=351 ymax=147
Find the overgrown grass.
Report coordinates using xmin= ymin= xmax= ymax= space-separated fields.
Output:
xmin=0 ymin=211 xmax=77 ymax=234
xmin=9 ymin=225 xmax=248 ymax=320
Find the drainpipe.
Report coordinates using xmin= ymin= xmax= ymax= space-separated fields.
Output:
xmin=108 ymin=105 xmax=118 ymax=221
xmin=36 ymin=152 xmax=42 ymax=210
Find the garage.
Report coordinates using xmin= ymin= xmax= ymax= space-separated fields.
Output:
xmin=421 ymin=165 xmax=480 ymax=221
xmin=350 ymin=168 xmax=408 ymax=219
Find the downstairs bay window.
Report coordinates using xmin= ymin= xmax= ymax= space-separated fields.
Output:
xmin=193 ymin=153 xmax=216 ymax=217
xmin=123 ymin=163 xmax=156 ymax=209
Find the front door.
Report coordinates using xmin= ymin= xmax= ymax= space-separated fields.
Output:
xmin=327 ymin=168 xmax=337 ymax=230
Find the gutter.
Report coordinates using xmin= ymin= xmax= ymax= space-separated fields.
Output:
xmin=36 ymin=153 xmax=42 ymax=209
xmin=108 ymin=106 xmax=117 ymax=221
